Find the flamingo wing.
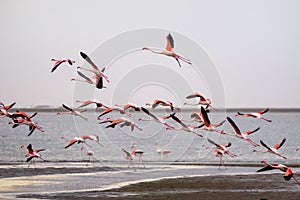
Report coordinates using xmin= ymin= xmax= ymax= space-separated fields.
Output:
xmin=27 ymin=144 xmax=34 ymax=153
xmin=260 ymin=140 xmax=273 ymax=151
xmin=207 ymin=138 xmax=221 ymax=148
xmin=165 ymin=33 xmax=174 ymax=51
xmin=5 ymin=102 xmax=16 ymax=110
xmin=96 ymin=76 xmax=104 ymax=89
xmin=62 ymin=104 xmax=74 ymax=112
xmin=170 ymin=113 xmax=188 ymax=128
xmin=226 ymin=117 xmax=241 ymax=134
xmin=246 ymin=127 xmax=260 ymax=135
xmin=65 ymin=138 xmax=79 ymax=148
xmin=186 ymin=92 xmax=202 ymax=99
xmin=77 ymin=71 xmax=94 ymax=84
xmin=200 ymin=106 xmax=211 ymax=126
xmin=256 ymin=164 xmax=276 ymax=172
xmin=51 ymin=60 xmax=63 ymax=73
xmin=98 ymin=107 xmax=113 ymax=118
xmin=258 ymin=108 xmax=269 ymax=114
xmin=141 ymin=107 xmax=159 ymax=121
xmin=80 ymin=51 xmax=99 ymax=71
xmin=273 ymin=138 xmax=286 ymax=150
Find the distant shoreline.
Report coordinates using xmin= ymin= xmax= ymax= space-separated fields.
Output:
xmin=8 ymin=107 xmax=300 ymax=113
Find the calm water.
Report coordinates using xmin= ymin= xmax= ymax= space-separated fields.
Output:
xmin=1 ymin=110 xmax=300 ymax=165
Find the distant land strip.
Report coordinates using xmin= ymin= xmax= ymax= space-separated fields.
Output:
xmin=8 ymin=107 xmax=300 ymax=113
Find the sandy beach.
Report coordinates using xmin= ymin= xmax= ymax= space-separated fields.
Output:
xmin=1 ymin=163 xmax=299 ymax=200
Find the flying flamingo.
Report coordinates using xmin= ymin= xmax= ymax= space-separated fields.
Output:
xmin=0 ymin=102 xmax=16 ymax=117
xmin=76 ymin=99 xmax=109 ymax=109
xmin=51 ymin=58 xmax=75 ymax=73
xmin=98 ymin=106 xmax=130 ymax=118
xmin=81 ymin=134 xmax=103 ymax=146
xmin=61 ymin=136 xmax=89 ymax=148
xmin=199 ymin=107 xmax=225 ymax=133
xmin=253 ymin=138 xmax=287 ymax=159
xmin=184 ymin=92 xmax=216 ymax=110
xmin=57 ymin=104 xmax=88 ymax=121
xmin=145 ymin=99 xmax=180 ymax=111
xmin=142 ymin=33 xmax=192 ymax=68
xmin=78 ymin=51 xmax=109 ymax=89
xmin=105 ymin=117 xmax=142 ymax=132
xmin=20 ymin=144 xmax=47 ymax=168
xmin=166 ymin=113 xmax=203 ymax=137
xmin=224 ymin=117 xmax=260 ymax=147
xmin=138 ymin=107 xmax=174 ymax=129
xmin=235 ymin=108 xmax=272 ymax=122
xmin=257 ymin=160 xmax=300 ymax=185
xmin=9 ymin=114 xmax=44 ymax=136
xmin=131 ymin=143 xmax=145 ymax=168
xmin=207 ymin=138 xmax=237 ymax=158
xmin=114 ymin=103 xmax=142 ymax=112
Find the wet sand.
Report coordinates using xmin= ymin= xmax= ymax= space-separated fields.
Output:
xmin=1 ymin=164 xmax=297 ymax=200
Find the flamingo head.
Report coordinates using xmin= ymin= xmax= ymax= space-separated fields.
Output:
xmin=77 ymin=66 xmax=81 ymax=69
xmin=142 ymin=47 xmax=149 ymax=50
xmin=220 ymin=130 xmax=226 ymax=134
xmin=71 ymin=78 xmax=75 ymax=81
xmin=138 ymin=118 xmax=143 ymax=121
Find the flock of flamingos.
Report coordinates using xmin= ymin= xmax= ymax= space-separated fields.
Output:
xmin=1 ymin=33 xmax=299 ymax=186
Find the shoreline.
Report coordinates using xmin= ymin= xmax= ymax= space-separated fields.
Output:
xmin=1 ymin=164 xmax=300 ymax=199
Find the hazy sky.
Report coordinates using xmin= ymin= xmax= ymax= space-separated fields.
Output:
xmin=1 ymin=0 xmax=299 ymax=108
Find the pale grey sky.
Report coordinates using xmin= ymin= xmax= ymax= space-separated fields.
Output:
xmin=1 ymin=0 xmax=299 ymax=108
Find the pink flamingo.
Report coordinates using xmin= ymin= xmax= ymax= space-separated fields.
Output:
xmin=257 ymin=160 xmax=300 ymax=185
xmin=20 ymin=144 xmax=47 ymax=168
xmin=105 ymin=117 xmax=142 ymax=132
xmin=253 ymin=138 xmax=287 ymax=159
xmin=184 ymin=92 xmax=216 ymax=110
xmin=199 ymin=107 xmax=225 ymax=133
xmin=145 ymin=99 xmax=180 ymax=111
xmin=224 ymin=117 xmax=260 ymax=147
xmin=51 ymin=58 xmax=75 ymax=73
xmin=142 ymin=33 xmax=192 ymax=68
xmin=76 ymin=99 xmax=109 ymax=109
xmin=78 ymin=51 xmax=109 ymax=89
xmin=57 ymin=104 xmax=88 ymax=121
xmin=138 ymin=107 xmax=174 ymax=129
xmin=235 ymin=108 xmax=272 ymax=122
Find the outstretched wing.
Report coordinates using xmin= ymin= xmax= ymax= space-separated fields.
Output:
xmin=141 ymin=107 xmax=159 ymax=121
xmin=77 ymin=71 xmax=93 ymax=84
xmin=200 ymin=106 xmax=211 ymax=126
xmin=62 ymin=104 xmax=73 ymax=112
xmin=170 ymin=113 xmax=188 ymax=128
xmin=226 ymin=117 xmax=241 ymax=134
xmin=80 ymin=51 xmax=99 ymax=71
xmin=273 ymin=138 xmax=286 ymax=150
xmin=165 ymin=33 xmax=174 ymax=51
xmin=258 ymin=108 xmax=269 ymax=114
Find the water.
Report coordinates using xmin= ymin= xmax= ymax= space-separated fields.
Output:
xmin=1 ymin=110 xmax=299 ymax=165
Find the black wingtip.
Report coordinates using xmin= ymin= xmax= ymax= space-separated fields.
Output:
xmin=80 ymin=51 xmax=87 ymax=59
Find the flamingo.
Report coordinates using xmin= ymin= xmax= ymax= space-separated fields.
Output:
xmin=138 ymin=107 xmax=174 ymax=129
xmin=81 ymin=147 xmax=96 ymax=166
xmin=0 ymin=102 xmax=16 ymax=117
xmin=97 ymin=106 xmax=130 ymax=118
xmin=131 ymin=143 xmax=145 ymax=168
xmin=207 ymin=138 xmax=236 ymax=158
xmin=78 ymin=51 xmax=109 ymax=89
xmin=57 ymin=104 xmax=88 ymax=121
xmin=155 ymin=143 xmax=171 ymax=157
xmin=142 ymin=33 xmax=192 ymax=68
xmin=51 ymin=58 xmax=75 ymax=73
xmin=235 ymin=108 xmax=272 ymax=122
xmin=114 ymin=103 xmax=142 ymax=112
xmin=61 ymin=136 xmax=88 ymax=148
xmin=253 ymin=138 xmax=287 ymax=159
xmin=224 ymin=117 xmax=260 ymax=147
xmin=257 ymin=160 xmax=300 ymax=185
xmin=184 ymin=92 xmax=216 ymax=110
xmin=76 ymin=99 xmax=109 ymax=109
xmin=166 ymin=113 xmax=203 ymax=137
xmin=121 ymin=147 xmax=135 ymax=170
xmin=81 ymin=134 xmax=103 ymax=146
xmin=105 ymin=117 xmax=142 ymax=132
xmin=199 ymin=107 xmax=225 ymax=133
xmin=181 ymin=112 xmax=204 ymax=124
xmin=20 ymin=144 xmax=47 ymax=168
xmin=9 ymin=117 xmax=44 ymax=136
xmin=145 ymin=99 xmax=180 ymax=111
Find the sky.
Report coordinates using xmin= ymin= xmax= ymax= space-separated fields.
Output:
xmin=1 ymin=0 xmax=300 ymax=108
